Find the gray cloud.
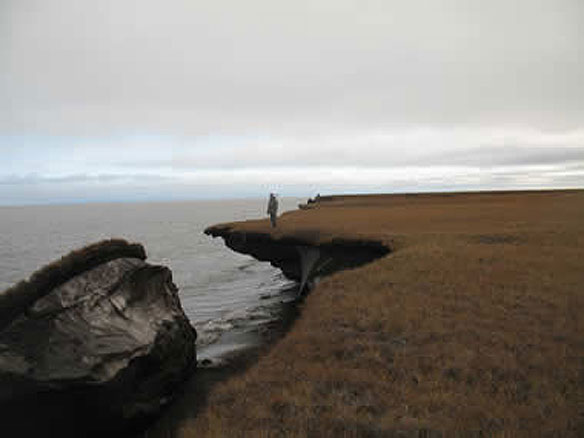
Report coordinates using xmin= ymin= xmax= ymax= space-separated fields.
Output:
xmin=0 ymin=172 xmax=177 ymax=188
xmin=1 ymin=1 xmax=583 ymax=204
xmin=1 ymin=0 xmax=583 ymax=135
xmin=426 ymin=146 xmax=584 ymax=168
xmin=160 ymin=128 xmax=584 ymax=169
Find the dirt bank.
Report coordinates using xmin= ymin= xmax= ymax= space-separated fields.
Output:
xmin=204 ymin=225 xmax=389 ymax=291
xmin=185 ymin=190 xmax=583 ymax=436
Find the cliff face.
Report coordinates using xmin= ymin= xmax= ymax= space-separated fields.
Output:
xmin=204 ymin=225 xmax=390 ymax=291
xmin=0 ymin=240 xmax=197 ymax=435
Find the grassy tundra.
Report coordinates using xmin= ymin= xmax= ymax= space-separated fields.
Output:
xmin=180 ymin=190 xmax=583 ymax=436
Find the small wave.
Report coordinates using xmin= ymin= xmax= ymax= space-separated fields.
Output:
xmin=237 ymin=260 xmax=257 ymax=271
xmin=193 ymin=286 xmax=292 ymax=352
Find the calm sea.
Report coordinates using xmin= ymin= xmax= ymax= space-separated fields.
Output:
xmin=0 ymin=198 xmax=301 ymax=359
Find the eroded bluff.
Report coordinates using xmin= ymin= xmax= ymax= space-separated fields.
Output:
xmin=0 ymin=239 xmax=196 ymax=435
xmin=204 ymin=226 xmax=390 ymax=291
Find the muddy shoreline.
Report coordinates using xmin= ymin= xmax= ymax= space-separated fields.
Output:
xmin=142 ymin=285 xmax=303 ymax=437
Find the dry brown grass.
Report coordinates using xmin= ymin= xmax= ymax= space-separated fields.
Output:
xmin=184 ymin=190 xmax=584 ymax=436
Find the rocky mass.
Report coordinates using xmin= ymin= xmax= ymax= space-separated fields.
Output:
xmin=0 ymin=239 xmax=197 ymax=435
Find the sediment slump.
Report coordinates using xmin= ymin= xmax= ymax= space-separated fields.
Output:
xmin=204 ymin=225 xmax=390 ymax=291
xmin=0 ymin=239 xmax=196 ymax=436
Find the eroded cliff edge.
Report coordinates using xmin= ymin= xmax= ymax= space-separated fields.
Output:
xmin=204 ymin=224 xmax=390 ymax=291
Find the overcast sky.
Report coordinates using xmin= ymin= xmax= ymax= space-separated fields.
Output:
xmin=1 ymin=0 xmax=583 ymax=205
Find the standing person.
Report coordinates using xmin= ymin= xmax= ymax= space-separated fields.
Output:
xmin=267 ymin=193 xmax=279 ymax=227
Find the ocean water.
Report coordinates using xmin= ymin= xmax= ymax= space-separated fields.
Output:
xmin=0 ymin=198 xmax=302 ymax=359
